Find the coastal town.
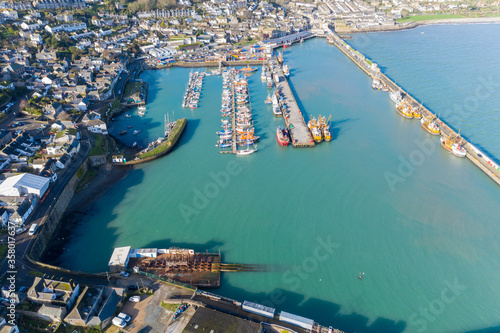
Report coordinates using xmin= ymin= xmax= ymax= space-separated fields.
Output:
xmin=0 ymin=0 xmax=498 ymax=331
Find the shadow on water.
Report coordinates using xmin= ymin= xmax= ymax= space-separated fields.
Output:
xmin=215 ymin=280 xmax=406 ymax=333
xmin=175 ymin=118 xmax=200 ymax=149
xmin=466 ymin=326 xmax=500 ymax=333
xmin=141 ymin=238 xmax=225 ymax=253
xmin=43 ymin=168 xmax=146 ymax=269
xmin=140 ymin=70 xmax=163 ymax=102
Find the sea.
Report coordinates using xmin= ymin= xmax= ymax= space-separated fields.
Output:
xmin=57 ymin=24 xmax=500 ymax=333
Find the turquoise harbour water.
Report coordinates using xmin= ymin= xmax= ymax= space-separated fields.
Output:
xmin=59 ymin=27 xmax=500 ymax=333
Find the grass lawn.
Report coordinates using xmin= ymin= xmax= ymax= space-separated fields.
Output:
xmin=400 ymin=14 xmax=465 ymax=22
xmin=89 ymin=134 xmax=106 ymax=156
xmin=161 ymin=301 xmax=180 ymax=312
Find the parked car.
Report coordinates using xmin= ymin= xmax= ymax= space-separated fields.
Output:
xmin=118 ymin=312 xmax=131 ymax=322
xmin=120 ymin=271 xmax=129 ymax=277
xmin=128 ymin=284 xmax=138 ymax=291
xmin=15 ymin=227 xmax=27 ymax=235
xmin=112 ymin=317 xmax=126 ymax=328
xmin=129 ymin=295 xmax=141 ymax=303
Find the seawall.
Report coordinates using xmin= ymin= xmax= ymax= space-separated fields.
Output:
xmin=28 ymin=158 xmax=89 ymax=262
xmin=327 ymin=31 xmax=500 ymax=186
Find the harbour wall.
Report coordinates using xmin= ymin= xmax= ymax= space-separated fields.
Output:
xmin=328 ymin=31 xmax=500 ymax=186
xmin=28 ymin=158 xmax=89 ymax=263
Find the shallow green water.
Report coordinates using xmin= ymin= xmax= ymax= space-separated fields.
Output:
xmin=60 ymin=37 xmax=500 ymax=333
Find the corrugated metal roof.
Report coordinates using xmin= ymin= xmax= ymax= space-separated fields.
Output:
xmin=0 ymin=173 xmax=49 ymax=191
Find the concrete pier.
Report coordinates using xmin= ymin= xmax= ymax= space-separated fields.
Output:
xmin=327 ymin=31 xmax=500 ymax=186
xmin=268 ymin=58 xmax=315 ymax=148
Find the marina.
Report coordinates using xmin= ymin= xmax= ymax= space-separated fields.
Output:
xmin=327 ymin=30 xmax=500 ymax=186
xmin=60 ymin=34 xmax=500 ymax=333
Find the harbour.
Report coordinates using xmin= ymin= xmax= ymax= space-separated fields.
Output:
xmin=326 ymin=30 xmax=500 ymax=186
xmin=58 ymin=34 xmax=500 ymax=333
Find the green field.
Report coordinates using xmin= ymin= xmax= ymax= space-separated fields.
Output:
xmin=397 ymin=14 xmax=465 ymax=23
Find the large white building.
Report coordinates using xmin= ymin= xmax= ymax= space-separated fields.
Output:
xmin=0 ymin=173 xmax=50 ymax=197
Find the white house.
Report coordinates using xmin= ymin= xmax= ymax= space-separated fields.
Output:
xmin=86 ymin=119 xmax=108 ymax=134
xmin=0 ymin=208 xmax=9 ymax=227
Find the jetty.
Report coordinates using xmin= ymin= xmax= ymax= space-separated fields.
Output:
xmin=327 ymin=31 xmax=500 ymax=186
xmin=109 ymin=246 xmax=265 ymax=288
xmin=268 ymin=58 xmax=315 ymax=148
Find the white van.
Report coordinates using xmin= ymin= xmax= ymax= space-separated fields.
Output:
xmin=28 ymin=224 xmax=38 ymax=236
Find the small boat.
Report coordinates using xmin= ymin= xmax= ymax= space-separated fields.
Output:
xmin=133 ymin=130 xmax=141 ymax=135
xmin=236 ymin=147 xmax=257 ymax=155
xmin=132 ymin=142 xmax=137 ymax=148
xmin=283 ymin=42 xmax=291 ymax=48
xmin=138 ymin=110 xmax=145 ymax=116
xmin=125 ymin=114 xmax=131 ymax=118
xmin=389 ymin=90 xmax=403 ymax=104
xmin=138 ymin=106 xmax=146 ymax=111
xmin=264 ymin=94 xmax=272 ymax=104
xmin=241 ymin=66 xmax=257 ymax=73
xmin=283 ymin=64 xmax=290 ymax=77
xmin=276 ymin=126 xmax=290 ymax=146
xmin=277 ymin=51 xmax=283 ymax=64
xmin=327 ymin=36 xmax=335 ymax=44
xmin=120 ymin=130 xmax=127 ymax=135
xmin=127 ymin=126 xmax=133 ymax=129
xmin=216 ymin=143 xmax=232 ymax=148
xmin=273 ymin=106 xmax=282 ymax=117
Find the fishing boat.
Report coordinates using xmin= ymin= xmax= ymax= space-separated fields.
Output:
xmin=323 ymin=127 xmax=332 ymax=141
xmin=311 ymin=126 xmax=323 ymax=143
xmin=372 ymin=79 xmax=381 ymax=90
xmin=241 ymin=66 xmax=257 ymax=73
xmin=283 ymin=42 xmax=291 ymax=48
xmin=216 ymin=143 xmax=232 ymax=148
xmin=267 ymin=77 xmax=273 ymax=89
xmin=327 ymin=36 xmax=335 ymax=44
xmin=396 ymin=101 xmax=413 ymax=119
xmin=389 ymin=90 xmax=403 ymax=104
xmin=125 ymin=114 xmax=131 ymax=118
xmin=264 ymin=94 xmax=272 ymax=104
xmin=421 ymin=116 xmax=440 ymax=135
xmin=277 ymin=51 xmax=283 ymax=64
xmin=441 ymin=135 xmax=467 ymax=157
xmin=283 ymin=64 xmax=290 ymax=77
xmin=120 ymin=130 xmax=127 ymax=135
xmin=133 ymin=130 xmax=141 ymax=135
xmin=138 ymin=110 xmax=145 ymax=116
xmin=273 ymin=106 xmax=282 ymax=117
xmin=276 ymin=126 xmax=290 ymax=146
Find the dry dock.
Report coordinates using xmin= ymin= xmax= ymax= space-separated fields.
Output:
xmin=268 ymin=58 xmax=315 ymax=148
xmin=327 ymin=31 xmax=500 ymax=186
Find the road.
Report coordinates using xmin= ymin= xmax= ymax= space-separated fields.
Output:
xmin=0 ymin=127 xmax=93 ymax=286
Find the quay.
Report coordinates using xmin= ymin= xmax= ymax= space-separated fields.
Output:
xmin=327 ymin=31 xmax=500 ymax=186
xmin=268 ymin=58 xmax=315 ymax=148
